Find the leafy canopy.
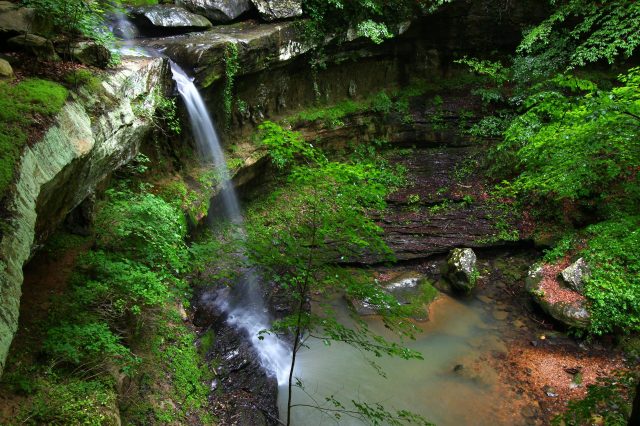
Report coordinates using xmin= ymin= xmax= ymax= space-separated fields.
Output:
xmin=518 ymin=0 xmax=640 ymax=70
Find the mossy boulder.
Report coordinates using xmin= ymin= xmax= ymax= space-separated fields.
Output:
xmin=0 ymin=58 xmax=12 ymax=79
xmin=525 ymin=263 xmax=590 ymax=329
xmin=445 ymin=248 xmax=478 ymax=292
xmin=7 ymin=34 xmax=58 ymax=61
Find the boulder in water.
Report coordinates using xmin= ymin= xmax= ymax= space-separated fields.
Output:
xmin=445 ymin=248 xmax=478 ymax=292
xmin=130 ymin=5 xmax=213 ymax=35
xmin=176 ymin=0 xmax=252 ymax=23
xmin=560 ymin=257 xmax=590 ymax=294
xmin=251 ymin=0 xmax=302 ymax=21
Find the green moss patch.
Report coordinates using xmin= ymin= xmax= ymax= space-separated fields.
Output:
xmin=0 ymin=78 xmax=68 ymax=199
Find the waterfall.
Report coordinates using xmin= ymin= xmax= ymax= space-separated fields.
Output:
xmin=170 ymin=62 xmax=291 ymax=386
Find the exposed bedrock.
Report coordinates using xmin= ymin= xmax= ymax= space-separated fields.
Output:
xmin=0 ymin=57 xmax=169 ymax=374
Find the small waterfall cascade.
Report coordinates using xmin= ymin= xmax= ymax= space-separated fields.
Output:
xmin=170 ymin=62 xmax=291 ymax=385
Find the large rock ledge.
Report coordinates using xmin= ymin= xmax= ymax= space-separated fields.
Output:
xmin=140 ymin=20 xmax=310 ymax=87
xmin=0 ymin=57 xmax=168 ymax=374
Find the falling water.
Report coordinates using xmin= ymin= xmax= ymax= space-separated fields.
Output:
xmin=170 ymin=62 xmax=291 ymax=385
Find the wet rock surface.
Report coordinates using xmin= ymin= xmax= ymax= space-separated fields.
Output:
xmin=368 ymin=145 xmax=519 ymax=262
xmin=446 ymin=248 xmax=478 ymax=292
xmin=251 ymin=0 xmax=302 ymax=21
xmin=139 ymin=20 xmax=306 ymax=87
xmin=129 ymin=5 xmax=212 ymax=36
xmin=194 ymin=288 xmax=279 ymax=426
xmin=176 ymin=0 xmax=252 ymax=23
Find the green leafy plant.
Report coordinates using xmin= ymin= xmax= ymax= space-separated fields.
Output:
xmin=248 ymin=123 xmax=426 ymax=425
xmin=223 ymin=42 xmax=240 ymax=128
xmin=22 ymin=0 xmax=122 ymax=53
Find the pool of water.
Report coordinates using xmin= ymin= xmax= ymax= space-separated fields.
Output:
xmin=278 ymin=287 xmax=528 ymax=425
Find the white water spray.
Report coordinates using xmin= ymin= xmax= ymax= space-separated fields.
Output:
xmin=170 ymin=62 xmax=290 ymax=385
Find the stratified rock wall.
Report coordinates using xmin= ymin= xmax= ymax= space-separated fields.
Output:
xmin=0 ymin=57 xmax=168 ymax=374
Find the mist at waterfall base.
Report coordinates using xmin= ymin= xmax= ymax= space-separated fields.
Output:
xmin=170 ymin=62 xmax=290 ymax=386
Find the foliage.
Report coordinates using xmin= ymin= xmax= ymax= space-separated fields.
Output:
xmin=94 ymin=188 xmax=188 ymax=273
xmin=498 ymin=68 xmax=639 ymax=210
xmin=223 ymin=42 xmax=240 ymax=128
xmin=552 ymin=372 xmax=635 ymax=426
xmin=582 ymin=217 xmax=640 ymax=335
xmin=22 ymin=0 xmax=121 ymax=49
xmin=0 ymin=78 xmax=68 ymax=199
xmin=302 ymin=0 xmax=451 ymax=45
xmin=154 ymin=91 xmax=181 ymax=135
xmin=257 ymin=121 xmax=322 ymax=168
xmin=20 ymin=377 xmax=118 ymax=425
xmin=44 ymin=322 xmax=134 ymax=367
xmin=518 ymin=0 xmax=640 ymax=70
xmin=356 ymin=19 xmax=392 ymax=44
xmin=27 ymin=185 xmax=212 ymax=424
xmin=249 ymin=122 xmax=427 ymax=425
xmin=154 ymin=322 xmax=211 ymax=418
xmin=74 ymin=250 xmax=170 ymax=318
xmin=290 ymin=98 xmax=364 ymax=128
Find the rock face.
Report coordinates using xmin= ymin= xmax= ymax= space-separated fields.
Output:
xmin=140 ymin=20 xmax=309 ymax=88
xmin=526 ymin=264 xmax=590 ymax=329
xmin=130 ymin=5 xmax=212 ymax=35
xmin=7 ymin=34 xmax=58 ymax=60
xmin=560 ymin=257 xmax=590 ymax=294
xmin=0 ymin=58 xmax=12 ymax=78
xmin=446 ymin=248 xmax=478 ymax=292
xmin=176 ymin=0 xmax=252 ymax=23
xmin=0 ymin=57 xmax=168 ymax=375
xmin=252 ymin=0 xmax=302 ymax=21
xmin=0 ymin=1 xmax=35 ymax=39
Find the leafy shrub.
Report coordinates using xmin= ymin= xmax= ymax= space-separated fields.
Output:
xmin=24 ymin=378 xmax=118 ymax=426
xmin=499 ymin=69 xmax=640 ymax=210
xmin=75 ymin=251 xmax=169 ymax=318
xmin=95 ymin=189 xmax=188 ymax=273
xmin=582 ymin=216 xmax=640 ymax=334
xmin=371 ymin=91 xmax=393 ymax=114
xmin=44 ymin=322 xmax=133 ymax=366
xmin=258 ymin=120 xmax=323 ymax=168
